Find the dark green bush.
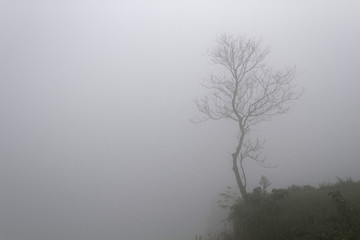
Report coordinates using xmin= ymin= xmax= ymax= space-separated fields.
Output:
xmin=228 ymin=179 xmax=360 ymax=240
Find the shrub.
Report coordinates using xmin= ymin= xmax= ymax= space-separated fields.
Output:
xmin=227 ymin=178 xmax=360 ymax=240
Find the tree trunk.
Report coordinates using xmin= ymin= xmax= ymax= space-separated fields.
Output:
xmin=232 ymin=124 xmax=248 ymax=198
xmin=232 ymin=152 xmax=247 ymax=198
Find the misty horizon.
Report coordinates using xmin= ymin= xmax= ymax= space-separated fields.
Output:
xmin=1 ymin=1 xmax=360 ymax=240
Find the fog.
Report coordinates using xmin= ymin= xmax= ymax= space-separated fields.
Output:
xmin=1 ymin=1 xmax=360 ymax=239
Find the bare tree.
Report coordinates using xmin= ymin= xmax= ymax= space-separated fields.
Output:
xmin=194 ymin=34 xmax=303 ymax=198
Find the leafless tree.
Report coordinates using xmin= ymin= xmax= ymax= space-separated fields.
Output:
xmin=194 ymin=34 xmax=303 ymax=198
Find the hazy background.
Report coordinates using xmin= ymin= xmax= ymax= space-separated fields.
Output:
xmin=1 ymin=0 xmax=360 ymax=239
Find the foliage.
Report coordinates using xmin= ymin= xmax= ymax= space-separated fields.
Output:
xmin=217 ymin=186 xmax=241 ymax=209
xmin=228 ymin=178 xmax=360 ymax=240
xmin=196 ymin=178 xmax=360 ymax=240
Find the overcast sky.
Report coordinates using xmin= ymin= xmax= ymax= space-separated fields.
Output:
xmin=1 ymin=1 xmax=360 ymax=240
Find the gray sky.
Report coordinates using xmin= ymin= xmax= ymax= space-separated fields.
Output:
xmin=1 ymin=0 xmax=360 ymax=240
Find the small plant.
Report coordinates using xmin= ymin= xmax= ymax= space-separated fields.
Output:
xmin=217 ymin=186 xmax=240 ymax=209
xmin=259 ymin=175 xmax=271 ymax=193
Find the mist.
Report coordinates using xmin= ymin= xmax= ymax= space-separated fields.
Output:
xmin=1 ymin=1 xmax=360 ymax=239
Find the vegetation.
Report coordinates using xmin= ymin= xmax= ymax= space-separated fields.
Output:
xmin=198 ymin=178 xmax=360 ymax=240
xmin=193 ymin=34 xmax=303 ymax=198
